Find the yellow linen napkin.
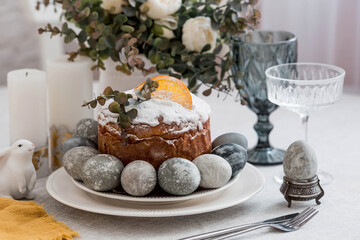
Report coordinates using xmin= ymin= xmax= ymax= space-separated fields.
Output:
xmin=0 ymin=197 xmax=80 ymax=240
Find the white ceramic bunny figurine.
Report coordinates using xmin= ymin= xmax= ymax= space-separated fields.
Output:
xmin=0 ymin=139 xmax=36 ymax=199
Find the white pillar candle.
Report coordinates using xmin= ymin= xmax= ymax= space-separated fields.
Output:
xmin=7 ymin=69 xmax=49 ymax=178
xmin=7 ymin=69 xmax=48 ymax=148
xmin=47 ymin=55 xmax=94 ymax=130
xmin=46 ymin=55 xmax=94 ymax=171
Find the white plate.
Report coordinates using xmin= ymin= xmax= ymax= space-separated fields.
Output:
xmin=46 ymin=164 xmax=265 ymax=217
xmin=71 ymin=171 xmax=240 ymax=204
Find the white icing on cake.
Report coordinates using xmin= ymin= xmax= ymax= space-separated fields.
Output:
xmin=98 ymin=93 xmax=211 ymax=130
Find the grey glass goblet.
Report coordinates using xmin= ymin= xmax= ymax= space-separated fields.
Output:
xmin=232 ymin=30 xmax=297 ymax=165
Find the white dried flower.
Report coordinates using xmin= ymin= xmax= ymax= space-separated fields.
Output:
xmin=140 ymin=0 xmax=182 ymax=20
xmin=182 ymin=17 xmax=217 ymax=53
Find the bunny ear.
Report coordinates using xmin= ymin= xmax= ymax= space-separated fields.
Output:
xmin=0 ymin=146 xmax=11 ymax=162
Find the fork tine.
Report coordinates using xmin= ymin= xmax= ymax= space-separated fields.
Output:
xmin=286 ymin=207 xmax=313 ymax=224
xmin=297 ymin=210 xmax=319 ymax=228
xmin=289 ymin=208 xmax=316 ymax=225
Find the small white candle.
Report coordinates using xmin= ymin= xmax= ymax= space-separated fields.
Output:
xmin=47 ymin=55 xmax=94 ymax=131
xmin=47 ymin=55 xmax=94 ymax=171
xmin=7 ymin=69 xmax=48 ymax=148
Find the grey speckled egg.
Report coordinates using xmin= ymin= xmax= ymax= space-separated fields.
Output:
xmin=193 ymin=154 xmax=232 ymax=189
xmin=283 ymin=140 xmax=317 ymax=180
xmin=211 ymin=143 xmax=247 ymax=178
xmin=61 ymin=137 xmax=97 ymax=155
xmin=158 ymin=158 xmax=200 ymax=196
xmin=63 ymin=146 xmax=100 ymax=180
xmin=81 ymin=154 xmax=124 ymax=191
xmin=212 ymin=132 xmax=248 ymax=150
xmin=73 ymin=118 xmax=98 ymax=144
xmin=121 ymin=161 xmax=157 ymax=196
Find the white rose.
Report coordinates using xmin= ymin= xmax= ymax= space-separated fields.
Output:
xmin=101 ymin=0 xmax=128 ymax=14
xmin=140 ymin=0 xmax=182 ymax=20
xmin=182 ymin=17 xmax=217 ymax=53
xmin=154 ymin=16 xmax=178 ymax=39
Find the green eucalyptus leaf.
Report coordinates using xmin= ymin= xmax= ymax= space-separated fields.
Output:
xmin=158 ymin=69 xmax=171 ymax=74
xmin=115 ymin=92 xmax=127 ymax=104
xmin=152 ymin=24 xmax=164 ymax=36
xmin=102 ymin=35 xmax=115 ymax=48
xmin=172 ymin=63 xmax=187 ymax=73
xmin=201 ymin=44 xmax=211 ymax=53
xmin=126 ymin=109 xmax=138 ymax=120
xmin=103 ymin=86 xmax=114 ymax=95
xmin=109 ymin=101 xmax=121 ymax=113
xmin=202 ymin=88 xmax=212 ymax=96
xmin=77 ymin=30 xmax=88 ymax=43
xmin=121 ymin=25 xmax=135 ymax=33
xmin=97 ymin=96 xmax=106 ymax=106
xmin=114 ymin=14 xmax=128 ymax=25
xmin=120 ymin=112 xmax=131 ymax=123
xmin=96 ymin=41 xmax=107 ymax=51
xmin=157 ymin=61 xmax=166 ymax=69
xmin=64 ymin=32 xmax=76 ymax=43
xmin=158 ymin=39 xmax=170 ymax=51
xmin=90 ymin=100 xmax=97 ymax=108
xmin=123 ymin=7 xmax=136 ymax=17
xmin=120 ymin=121 xmax=131 ymax=129
xmin=62 ymin=23 xmax=69 ymax=33
xmin=88 ymin=49 xmax=97 ymax=60
xmin=153 ymin=37 xmax=162 ymax=48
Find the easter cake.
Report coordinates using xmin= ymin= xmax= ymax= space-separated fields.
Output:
xmin=97 ymin=76 xmax=212 ymax=169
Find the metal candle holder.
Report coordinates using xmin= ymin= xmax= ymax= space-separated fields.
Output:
xmin=280 ymin=175 xmax=324 ymax=207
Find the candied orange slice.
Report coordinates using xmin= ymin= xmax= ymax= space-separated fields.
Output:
xmin=134 ymin=75 xmax=193 ymax=109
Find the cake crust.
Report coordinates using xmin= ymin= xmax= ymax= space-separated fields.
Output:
xmin=98 ymin=119 xmax=211 ymax=169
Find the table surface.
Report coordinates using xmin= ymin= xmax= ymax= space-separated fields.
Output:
xmin=1 ymin=86 xmax=360 ymax=240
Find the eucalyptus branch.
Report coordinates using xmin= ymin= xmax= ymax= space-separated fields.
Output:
xmin=37 ymin=0 xmax=260 ymax=99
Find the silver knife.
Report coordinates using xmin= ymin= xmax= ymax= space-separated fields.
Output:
xmin=179 ymin=212 xmax=299 ymax=240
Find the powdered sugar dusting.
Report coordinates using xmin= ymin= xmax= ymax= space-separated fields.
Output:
xmin=98 ymin=93 xmax=211 ymax=129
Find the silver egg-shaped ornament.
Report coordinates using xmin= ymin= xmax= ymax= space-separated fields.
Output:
xmin=283 ymin=140 xmax=317 ymax=180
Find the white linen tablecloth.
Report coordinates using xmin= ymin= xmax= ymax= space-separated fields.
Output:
xmin=0 ymin=86 xmax=360 ymax=239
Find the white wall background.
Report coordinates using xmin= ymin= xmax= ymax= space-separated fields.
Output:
xmin=259 ymin=0 xmax=360 ymax=93
xmin=0 ymin=0 xmax=359 ymax=92
xmin=0 ymin=0 xmax=40 ymax=85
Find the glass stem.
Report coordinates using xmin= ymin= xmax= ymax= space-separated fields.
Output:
xmin=300 ymin=114 xmax=309 ymax=142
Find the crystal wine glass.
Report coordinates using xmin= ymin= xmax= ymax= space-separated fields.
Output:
xmin=266 ymin=63 xmax=345 ymax=185
xmin=231 ymin=30 xmax=297 ymax=165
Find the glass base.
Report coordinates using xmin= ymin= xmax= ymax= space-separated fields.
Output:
xmin=274 ymin=170 xmax=334 ymax=185
xmin=248 ymin=147 xmax=285 ymax=165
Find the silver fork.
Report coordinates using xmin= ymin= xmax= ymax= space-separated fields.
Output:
xmin=213 ymin=207 xmax=319 ymax=240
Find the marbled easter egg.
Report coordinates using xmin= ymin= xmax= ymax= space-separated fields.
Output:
xmin=63 ymin=146 xmax=100 ymax=180
xmin=121 ymin=160 xmax=157 ymax=196
xmin=61 ymin=137 xmax=97 ymax=155
xmin=73 ymin=118 xmax=98 ymax=144
xmin=211 ymin=143 xmax=247 ymax=178
xmin=193 ymin=154 xmax=232 ymax=188
xmin=283 ymin=140 xmax=317 ymax=180
xmin=81 ymin=154 xmax=124 ymax=191
xmin=158 ymin=158 xmax=200 ymax=196
xmin=212 ymin=132 xmax=248 ymax=150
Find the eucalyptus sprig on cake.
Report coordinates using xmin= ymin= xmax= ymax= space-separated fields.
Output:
xmin=37 ymin=0 xmax=260 ymax=95
xmin=82 ymin=78 xmax=158 ymax=143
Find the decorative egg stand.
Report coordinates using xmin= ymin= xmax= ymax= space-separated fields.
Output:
xmin=280 ymin=175 xmax=324 ymax=207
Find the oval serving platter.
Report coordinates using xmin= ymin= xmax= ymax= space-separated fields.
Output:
xmin=71 ymin=171 xmax=240 ymax=204
xmin=46 ymin=164 xmax=264 ymax=217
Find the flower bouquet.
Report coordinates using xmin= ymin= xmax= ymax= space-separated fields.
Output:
xmin=37 ymin=0 xmax=260 ymax=94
